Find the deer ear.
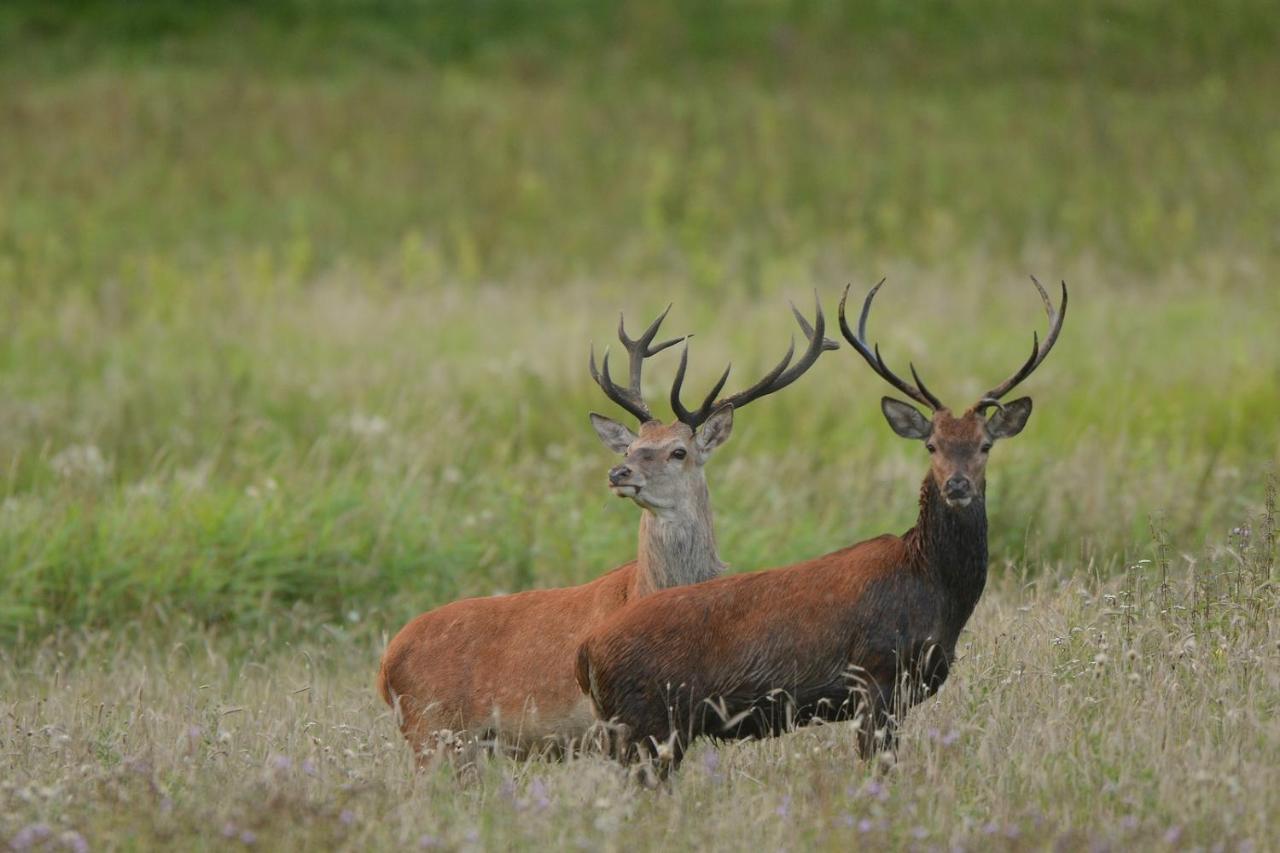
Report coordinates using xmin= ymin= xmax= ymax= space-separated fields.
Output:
xmin=881 ymin=397 xmax=932 ymax=440
xmin=590 ymin=413 xmax=637 ymax=454
xmin=695 ymin=405 xmax=734 ymax=456
xmin=986 ymin=397 xmax=1032 ymax=438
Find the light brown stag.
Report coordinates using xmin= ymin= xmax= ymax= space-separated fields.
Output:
xmin=576 ymin=277 xmax=1067 ymax=771
xmin=378 ymin=300 xmax=836 ymax=766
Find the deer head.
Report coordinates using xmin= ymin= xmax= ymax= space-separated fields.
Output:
xmin=840 ymin=277 xmax=1067 ymax=508
xmin=590 ymin=297 xmax=836 ymax=516
xmin=590 ymin=415 xmax=730 ymax=514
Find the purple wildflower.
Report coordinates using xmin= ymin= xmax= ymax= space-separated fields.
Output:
xmin=775 ymin=796 xmax=791 ymax=818
xmin=239 ymin=829 xmax=257 ymax=845
xmin=858 ymin=819 xmax=874 ymax=833
xmin=529 ymin=778 xmax=551 ymax=811
xmin=10 ymin=823 xmax=53 ymax=852
xmin=269 ymin=754 xmax=291 ymax=771
xmin=1163 ymin=825 xmax=1183 ymax=845
xmin=418 ymin=835 xmax=440 ymax=849
xmin=339 ymin=810 xmax=356 ymax=826
xmin=59 ymin=831 xmax=90 ymax=853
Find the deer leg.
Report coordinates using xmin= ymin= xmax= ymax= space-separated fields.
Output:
xmin=854 ymin=679 xmax=896 ymax=759
xmin=656 ymin=734 xmax=686 ymax=780
xmin=598 ymin=719 xmax=636 ymax=765
xmin=412 ymin=732 xmax=458 ymax=774
xmin=626 ymin=736 xmax=684 ymax=787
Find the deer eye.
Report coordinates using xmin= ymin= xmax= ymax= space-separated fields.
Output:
xmin=980 ymin=442 xmax=993 ymax=453
xmin=671 ymin=448 xmax=687 ymax=460
xmin=925 ymin=443 xmax=937 ymax=453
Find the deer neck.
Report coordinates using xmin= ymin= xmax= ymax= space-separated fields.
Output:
xmin=908 ymin=475 xmax=989 ymax=635
xmin=631 ymin=480 xmax=723 ymax=598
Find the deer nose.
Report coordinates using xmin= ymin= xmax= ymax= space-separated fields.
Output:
xmin=609 ymin=465 xmax=632 ymax=485
xmin=944 ymin=475 xmax=971 ymax=496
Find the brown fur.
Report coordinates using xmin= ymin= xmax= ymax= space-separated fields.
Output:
xmin=577 ymin=406 xmax=1019 ymax=769
xmin=378 ymin=562 xmax=647 ymax=761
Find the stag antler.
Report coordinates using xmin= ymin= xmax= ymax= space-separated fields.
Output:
xmin=839 ymin=279 xmax=944 ymax=411
xmin=669 ymin=292 xmax=838 ymax=430
xmin=980 ymin=276 xmax=1068 ymax=404
xmin=590 ymin=305 xmax=686 ymax=423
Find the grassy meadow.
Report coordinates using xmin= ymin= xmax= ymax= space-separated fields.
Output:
xmin=2 ymin=2 xmax=1279 ymax=849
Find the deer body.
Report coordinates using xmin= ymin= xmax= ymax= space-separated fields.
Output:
xmin=577 ymin=277 xmax=1066 ymax=769
xmin=577 ymin=474 xmax=987 ymax=759
xmin=378 ymin=537 xmax=719 ymax=757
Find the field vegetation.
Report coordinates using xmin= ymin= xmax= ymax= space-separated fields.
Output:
xmin=2 ymin=2 xmax=1278 ymax=849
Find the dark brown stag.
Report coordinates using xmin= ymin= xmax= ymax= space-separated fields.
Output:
xmin=576 ymin=277 xmax=1067 ymax=768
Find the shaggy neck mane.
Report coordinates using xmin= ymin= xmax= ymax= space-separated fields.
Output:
xmin=903 ymin=475 xmax=989 ymax=635
xmin=633 ymin=479 xmax=724 ymax=597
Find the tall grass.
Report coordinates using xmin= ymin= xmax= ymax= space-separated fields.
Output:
xmin=2 ymin=505 xmax=1275 ymax=849
xmin=2 ymin=272 xmax=1277 ymax=641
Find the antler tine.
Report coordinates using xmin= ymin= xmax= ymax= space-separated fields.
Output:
xmin=618 ymin=303 xmax=685 ymax=390
xmin=590 ymin=346 xmax=652 ymax=423
xmin=669 ymin=345 xmax=733 ymax=428
xmin=981 ymin=277 xmax=1068 ymax=401
xmin=788 ymin=291 xmax=841 ymax=354
xmin=671 ymin=292 xmax=835 ymax=430
xmin=718 ymin=290 xmax=833 ymax=410
xmin=590 ymin=305 xmax=687 ymax=424
xmin=908 ymin=361 xmax=944 ymax=411
xmin=704 ymin=338 xmax=794 ymax=416
xmin=839 ymin=281 xmax=943 ymax=411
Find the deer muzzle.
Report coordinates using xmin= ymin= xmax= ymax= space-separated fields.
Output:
xmin=943 ymin=475 xmax=974 ymax=507
xmin=608 ymin=464 xmax=642 ymax=498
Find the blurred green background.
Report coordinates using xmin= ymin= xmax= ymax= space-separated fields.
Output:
xmin=1 ymin=0 xmax=1277 ymax=642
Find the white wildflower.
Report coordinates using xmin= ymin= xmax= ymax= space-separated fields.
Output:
xmin=346 ymin=413 xmax=390 ymax=438
xmin=50 ymin=444 xmax=110 ymax=481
